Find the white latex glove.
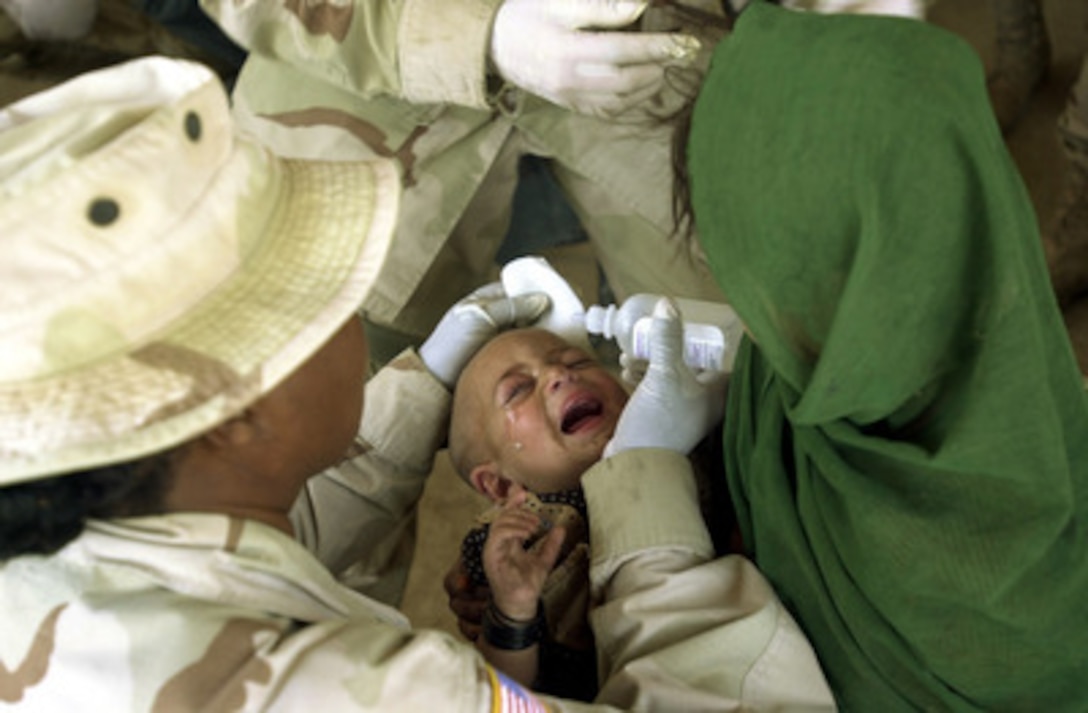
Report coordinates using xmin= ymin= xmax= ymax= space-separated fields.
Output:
xmin=604 ymin=298 xmax=728 ymax=457
xmin=618 ymin=350 xmax=648 ymax=386
xmin=489 ymin=0 xmax=701 ymax=117
xmin=419 ymin=282 xmax=549 ymax=388
xmin=725 ymin=0 xmax=926 ymax=21
xmin=782 ymin=0 xmax=928 ymax=19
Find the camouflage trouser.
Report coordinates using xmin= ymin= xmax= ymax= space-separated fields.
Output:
xmin=233 ymin=56 xmax=727 ymax=361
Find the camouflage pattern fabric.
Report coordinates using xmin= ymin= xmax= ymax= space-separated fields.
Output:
xmin=0 ymin=349 xmax=836 ymax=710
xmin=202 ymin=0 xmax=730 ymax=345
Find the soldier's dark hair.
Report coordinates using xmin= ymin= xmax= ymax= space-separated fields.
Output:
xmin=0 ymin=450 xmax=179 ymax=560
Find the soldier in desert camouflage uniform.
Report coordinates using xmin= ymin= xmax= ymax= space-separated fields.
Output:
xmin=200 ymin=0 xmax=936 ymax=365
xmin=0 ymin=56 xmax=835 ymax=711
xmin=198 ymin=0 xmax=730 ymax=365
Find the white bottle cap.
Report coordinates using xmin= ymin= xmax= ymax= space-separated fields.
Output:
xmin=583 ymin=304 xmax=609 ymax=337
xmin=500 ymin=256 xmax=590 ymax=349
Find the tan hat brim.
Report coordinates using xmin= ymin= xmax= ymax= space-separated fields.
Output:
xmin=0 ymin=153 xmax=400 ymax=484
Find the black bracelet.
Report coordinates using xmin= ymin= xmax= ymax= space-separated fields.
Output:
xmin=482 ymin=600 xmax=545 ymax=651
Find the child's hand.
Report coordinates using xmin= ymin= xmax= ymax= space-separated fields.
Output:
xmin=482 ymin=485 xmax=566 ymax=621
xmin=443 ymin=557 xmax=490 ymax=642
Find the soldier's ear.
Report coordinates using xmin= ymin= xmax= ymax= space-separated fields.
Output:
xmin=199 ymin=407 xmax=262 ymax=450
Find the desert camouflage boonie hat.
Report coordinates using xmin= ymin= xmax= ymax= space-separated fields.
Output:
xmin=0 ymin=56 xmax=400 ymax=484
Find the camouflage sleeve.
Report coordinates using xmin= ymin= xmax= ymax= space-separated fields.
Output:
xmin=255 ymin=622 xmax=580 ymax=712
xmin=356 ymin=347 xmax=451 ymax=475
xmin=199 ymin=0 xmax=503 ymax=108
xmin=580 ymin=449 xmax=837 ymax=710
xmin=397 ymin=0 xmax=506 ymax=106
xmin=290 ymin=348 xmax=450 ymax=606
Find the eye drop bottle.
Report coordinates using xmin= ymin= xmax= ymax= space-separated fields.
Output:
xmin=584 ymin=295 xmax=743 ymax=372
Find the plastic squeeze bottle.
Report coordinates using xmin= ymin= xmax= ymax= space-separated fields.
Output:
xmin=584 ymin=295 xmax=743 ymax=372
xmin=500 ymin=255 xmax=591 ymax=349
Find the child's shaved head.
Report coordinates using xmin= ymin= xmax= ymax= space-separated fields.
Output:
xmin=448 ymin=329 xmax=629 ymax=501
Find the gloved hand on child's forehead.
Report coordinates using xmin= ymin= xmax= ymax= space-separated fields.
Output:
xmin=420 ymin=282 xmax=550 ymax=389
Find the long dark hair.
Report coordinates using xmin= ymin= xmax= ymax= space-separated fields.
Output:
xmin=665 ymin=0 xmax=781 ymax=243
xmin=643 ymin=1 xmax=736 ymax=246
xmin=0 ymin=451 xmax=179 ymax=560
xmin=670 ymin=92 xmax=701 ymax=244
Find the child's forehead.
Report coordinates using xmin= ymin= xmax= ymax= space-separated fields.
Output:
xmin=482 ymin=328 xmax=584 ymax=366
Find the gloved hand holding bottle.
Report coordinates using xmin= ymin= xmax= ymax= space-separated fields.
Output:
xmin=488 ymin=0 xmax=702 ymax=118
xmin=604 ymin=297 xmax=728 ymax=457
xmin=586 ymin=292 xmax=744 ymax=381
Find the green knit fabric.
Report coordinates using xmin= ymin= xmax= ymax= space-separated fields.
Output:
xmin=689 ymin=3 xmax=1088 ymax=710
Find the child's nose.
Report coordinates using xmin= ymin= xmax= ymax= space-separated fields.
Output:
xmin=545 ymin=364 xmax=573 ymax=392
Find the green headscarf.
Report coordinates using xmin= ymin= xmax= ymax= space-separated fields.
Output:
xmin=689 ymin=3 xmax=1088 ymax=710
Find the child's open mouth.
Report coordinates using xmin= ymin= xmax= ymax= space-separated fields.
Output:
xmin=560 ymin=395 xmax=604 ymax=434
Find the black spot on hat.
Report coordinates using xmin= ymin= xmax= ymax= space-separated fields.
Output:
xmin=184 ymin=111 xmax=201 ymax=142
xmin=87 ymin=198 xmax=120 ymax=227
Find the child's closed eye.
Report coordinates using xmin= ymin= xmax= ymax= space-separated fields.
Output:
xmin=501 ymin=377 xmax=534 ymax=405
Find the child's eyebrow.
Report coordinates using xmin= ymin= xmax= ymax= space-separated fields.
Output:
xmin=545 ymin=345 xmax=574 ymax=361
xmin=495 ymin=364 xmax=525 ymax=385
